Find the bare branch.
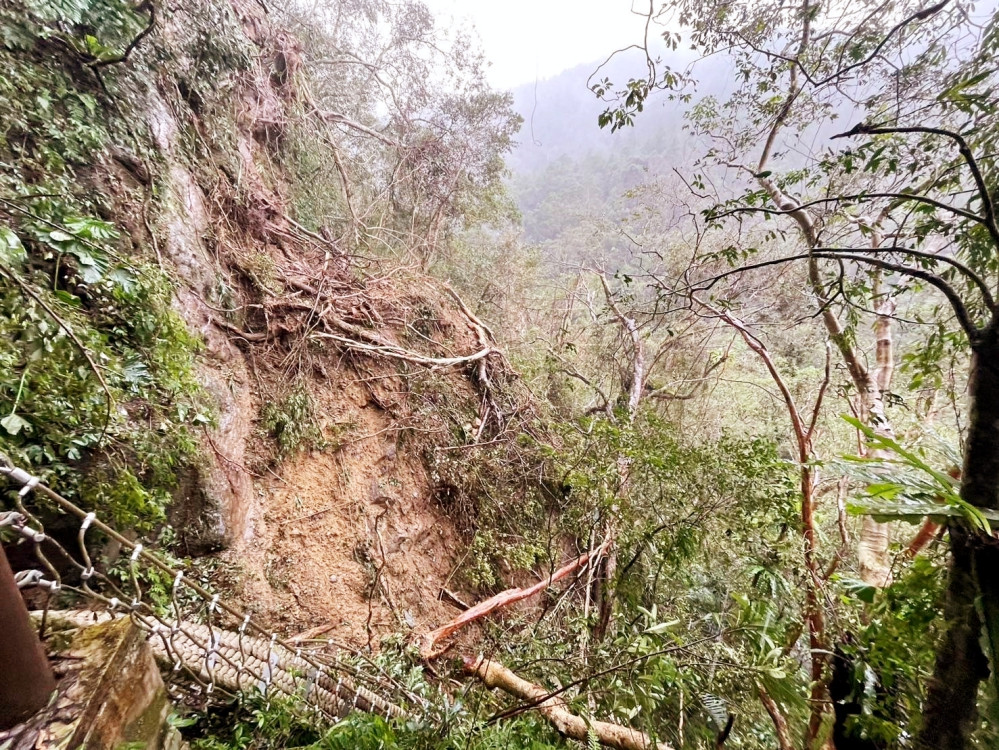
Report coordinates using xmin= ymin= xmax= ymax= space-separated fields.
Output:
xmin=833 ymin=123 xmax=999 ymax=252
xmin=90 ymin=1 xmax=156 ymax=69
xmin=312 ymin=331 xmax=491 ymax=367
xmin=758 ymin=685 xmax=795 ymax=750
xmin=815 ymin=0 xmax=950 ymax=85
xmin=806 ymin=341 xmax=832 ymax=444
xmin=710 ymin=191 xmax=987 ymax=232
xmin=594 ymin=269 xmax=645 ymax=417
xmin=466 ymin=655 xmax=673 ymax=750
xmin=688 ymin=250 xmax=982 ymax=341
xmin=810 ymin=251 xmax=980 ymax=341
xmin=418 ymin=536 xmax=611 ymax=658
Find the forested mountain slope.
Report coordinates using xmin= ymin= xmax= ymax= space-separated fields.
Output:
xmin=507 ymin=55 xmax=699 ymax=243
xmin=2 ymin=1 xmax=999 ymax=749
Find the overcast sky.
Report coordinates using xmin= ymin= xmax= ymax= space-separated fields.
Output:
xmin=422 ymin=0 xmax=651 ymax=90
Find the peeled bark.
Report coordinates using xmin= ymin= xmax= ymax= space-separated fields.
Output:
xmin=904 ymin=519 xmax=942 ymax=559
xmin=465 ymin=655 xmax=673 ymax=750
xmin=857 ymin=284 xmax=896 ymax=587
xmin=419 ymin=538 xmax=611 ymax=658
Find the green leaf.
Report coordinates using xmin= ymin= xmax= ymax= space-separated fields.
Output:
xmin=54 ymin=289 xmax=82 ymax=307
xmin=839 ymin=576 xmax=877 ymax=604
xmin=839 ymin=414 xmax=988 ymax=531
xmin=644 ymin=619 xmax=681 ymax=635
xmin=848 ymin=499 xmax=999 ymax=524
xmin=108 ymin=267 xmax=137 ymax=293
xmin=865 ymin=481 xmax=902 ymax=499
xmin=0 ymin=227 xmax=26 ymax=266
xmin=79 ymin=262 xmax=104 ymax=284
xmin=1 ymin=413 xmax=32 ymax=436
xmin=166 ymin=713 xmax=199 ymax=729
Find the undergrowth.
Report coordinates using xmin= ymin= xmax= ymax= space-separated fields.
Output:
xmin=185 ymin=688 xmax=563 ymax=750
xmin=0 ymin=0 xmax=215 ymax=529
xmin=261 ymin=381 xmax=326 ymax=458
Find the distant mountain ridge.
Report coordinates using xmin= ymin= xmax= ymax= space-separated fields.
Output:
xmin=507 ymin=55 xmax=690 ymax=177
xmin=505 ymin=54 xmax=704 ymax=242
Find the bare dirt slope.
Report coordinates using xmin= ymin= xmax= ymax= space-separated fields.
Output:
xmin=232 ymin=342 xmax=480 ymax=645
xmin=91 ymin=0 xmax=530 ymax=647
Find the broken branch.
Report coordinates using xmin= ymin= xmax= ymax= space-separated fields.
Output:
xmin=465 ymin=655 xmax=673 ymax=750
xmin=419 ymin=536 xmax=612 ymax=658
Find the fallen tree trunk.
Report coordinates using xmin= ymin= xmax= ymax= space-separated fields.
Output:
xmin=464 ymin=655 xmax=672 ymax=750
xmin=418 ymin=536 xmax=611 ymax=658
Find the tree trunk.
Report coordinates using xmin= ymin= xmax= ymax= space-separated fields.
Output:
xmin=0 ymin=546 xmax=56 ymax=730
xmin=418 ymin=538 xmax=611 ymax=658
xmin=917 ymin=527 xmax=989 ymax=749
xmin=758 ymin=686 xmax=795 ymax=750
xmin=465 ymin=655 xmax=673 ymax=750
xmin=761 ymin=180 xmax=899 ymax=589
xmin=589 ymin=271 xmax=643 ymax=644
xmin=917 ymin=336 xmax=999 ymax=748
xmin=857 ymin=290 xmax=896 ymax=587
xmin=700 ymin=302 xmax=833 ymax=743
xmin=592 ymin=543 xmax=617 ymax=642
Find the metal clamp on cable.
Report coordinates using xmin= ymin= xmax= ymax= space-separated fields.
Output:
xmin=5 ymin=466 xmax=34 ymax=486
xmin=0 ymin=511 xmax=25 ymax=528
xmin=14 ymin=569 xmax=43 ymax=589
xmin=17 ymin=524 xmax=45 ymax=543
xmin=17 ymin=475 xmax=39 ymax=497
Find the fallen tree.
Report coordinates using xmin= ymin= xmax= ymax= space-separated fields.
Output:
xmin=464 ymin=655 xmax=673 ymax=750
xmin=417 ymin=536 xmax=612 ymax=658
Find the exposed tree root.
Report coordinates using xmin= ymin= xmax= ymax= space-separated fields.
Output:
xmin=417 ymin=536 xmax=612 ymax=658
xmin=210 ymin=254 xmax=520 ymax=440
xmin=312 ymin=331 xmax=492 ymax=367
xmin=464 ymin=655 xmax=673 ymax=750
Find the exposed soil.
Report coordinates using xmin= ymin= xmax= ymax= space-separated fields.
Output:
xmin=88 ymin=0 xmax=512 ymax=651
xmin=228 ymin=372 xmax=473 ymax=646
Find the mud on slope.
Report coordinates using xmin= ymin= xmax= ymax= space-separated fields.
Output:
xmin=90 ymin=0 xmax=533 ymax=645
xmin=226 ymin=263 xmax=507 ymax=644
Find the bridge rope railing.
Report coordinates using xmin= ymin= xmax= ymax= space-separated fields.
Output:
xmin=0 ymin=452 xmax=420 ymax=726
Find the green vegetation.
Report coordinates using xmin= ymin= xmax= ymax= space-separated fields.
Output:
xmin=0 ymin=0 xmax=210 ymax=529
xmin=261 ymin=383 xmax=325 ymax=458
xmin=5 ymin=0 xmax=999 ymax=748
xmin=188 ymin=697 xmax=564 ymax=750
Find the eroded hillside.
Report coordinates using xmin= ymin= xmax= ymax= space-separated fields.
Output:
xmin=8 ymin=1 xmax=994 ymax=748
xmin=0 ymin=0 xmax=534 ymax=647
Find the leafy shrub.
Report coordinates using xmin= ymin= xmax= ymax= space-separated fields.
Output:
xmin=0 ymin=1 xmax=209 ymax=530
xmin=260 ymin=383 xmax=325 ymax=457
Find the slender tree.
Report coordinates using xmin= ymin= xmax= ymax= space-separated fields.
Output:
xmin=596 ymin=0 xmax=999 ymax=745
